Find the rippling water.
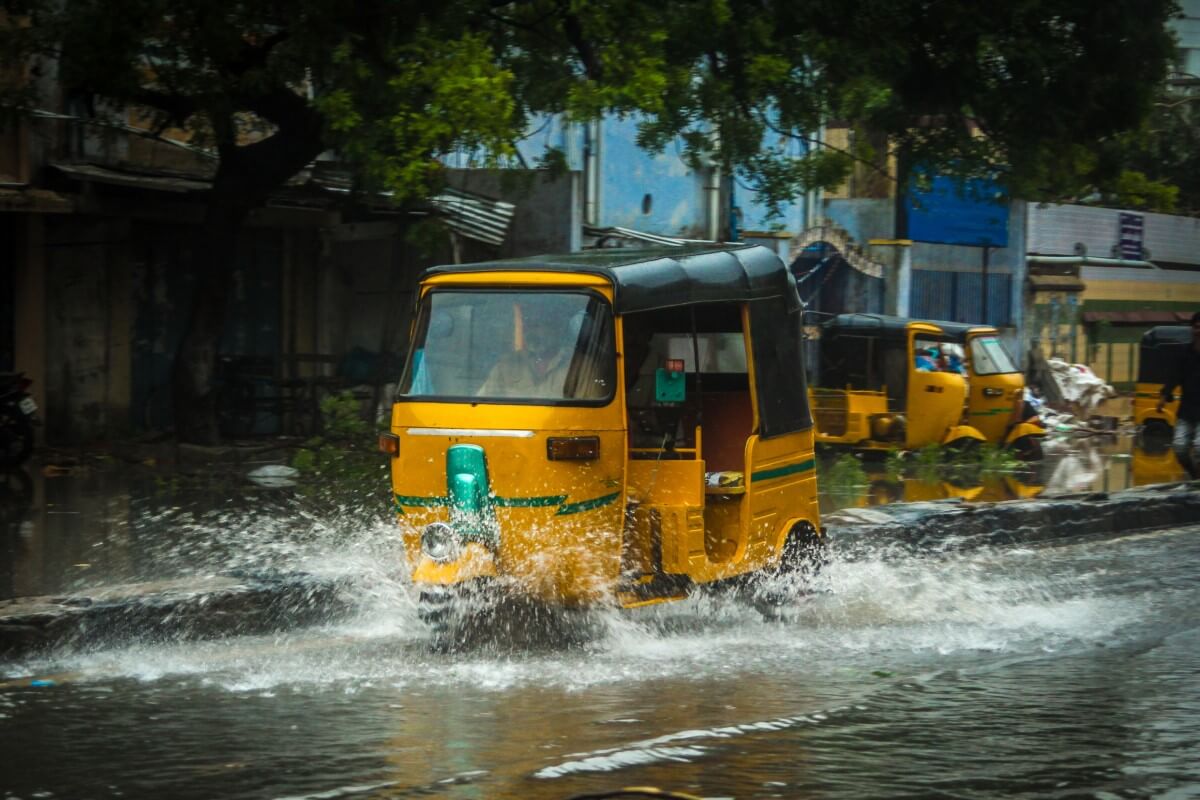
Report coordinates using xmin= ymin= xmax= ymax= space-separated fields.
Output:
xmin=3 ymin=488 xmax=1198 ymax=800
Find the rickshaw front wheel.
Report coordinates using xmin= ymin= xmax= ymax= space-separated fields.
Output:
xmin=417 ymin=581 xmax=496 ymax=652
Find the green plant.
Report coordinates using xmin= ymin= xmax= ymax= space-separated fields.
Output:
xmin=883 ymin=447 xmax=906 ymax=481
xmin=910 ymin=443 xmax=943 ymax=482
xmin=290 ymin=391 xmax=388 ymax=514
xmin=974 ymin=443 xmax=1022 ymax=473
xmin=819 ymin=453 xmax=869 ymax=493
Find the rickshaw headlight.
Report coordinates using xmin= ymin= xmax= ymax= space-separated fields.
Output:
xmin=421 ymin=522 xmax=461 ymax=563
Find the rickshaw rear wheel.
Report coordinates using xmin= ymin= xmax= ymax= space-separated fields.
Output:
xmin=780 ymin=522 xmax=827 ymax=578
xmin=942 ymin=437 xmax=981 ymax=460
xmin=1139 ymin=418 xmax=1173 ymax=449
xmin=754 ymin=522 xmax=826 ymax=620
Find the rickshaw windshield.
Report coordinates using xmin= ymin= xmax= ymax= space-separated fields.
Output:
xmin=399 ymin=290 xmax=616 ymax=403
xmin=971 ymin=335 xmax=1018 ymax=375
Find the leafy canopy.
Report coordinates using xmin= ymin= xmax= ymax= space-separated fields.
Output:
xmin=0 ymin=0 xmax=1180 ymax=211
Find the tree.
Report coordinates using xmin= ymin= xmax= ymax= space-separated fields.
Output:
xmin=1 ymin=0 xmax=1179 ymax=441
xmin=3 ymin=0 xmax=519 ymax=443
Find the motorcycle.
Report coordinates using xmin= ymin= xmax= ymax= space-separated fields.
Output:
xmin=0 ymin=372 xmax=38 ymax=468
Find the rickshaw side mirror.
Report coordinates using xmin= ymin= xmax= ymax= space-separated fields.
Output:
xmin=654 ymin=363 xmax=686 ymax=404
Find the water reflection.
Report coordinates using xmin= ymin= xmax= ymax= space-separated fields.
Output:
xmin=819 ymin=433 xmax=1190 ymax=514
xmin=1 ymin=434 xmax=1192 ymax=602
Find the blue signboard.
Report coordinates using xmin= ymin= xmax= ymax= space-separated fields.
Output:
xmin=904 ymin=175 xmax=1009 ymax=248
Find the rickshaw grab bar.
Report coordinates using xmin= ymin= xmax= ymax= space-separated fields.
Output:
xmin=407 ymin=427 xmax=536 ymax=438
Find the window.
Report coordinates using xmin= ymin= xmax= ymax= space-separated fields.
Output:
xmin=970 ymin=335 xmax=1018 ymax=375
xmin=399 ymin=290 xmax=615 ymax=404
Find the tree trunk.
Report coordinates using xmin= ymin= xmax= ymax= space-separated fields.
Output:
xmin=170 ymin=100 xmax=326 ymax=444
xmin=170 ymin=183 xmax=250 ymax=444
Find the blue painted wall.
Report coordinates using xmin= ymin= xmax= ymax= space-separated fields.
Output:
xmin=734 ymin=133 xmax=808 ymax=235
xmin=594 ymin=116 xmax=708 ymax=236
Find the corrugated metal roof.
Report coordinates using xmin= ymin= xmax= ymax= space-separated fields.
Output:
xmin=1027 ymin=203 xmax=1200 ymax=267
xmin=431 ymin=187 xmax=515 ymax=247
xmin=51 ymin=162 xmax=211 ymax=192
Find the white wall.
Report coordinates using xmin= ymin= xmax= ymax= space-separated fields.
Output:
xmin=1026 ymin=203 xmax=1200 ymax=266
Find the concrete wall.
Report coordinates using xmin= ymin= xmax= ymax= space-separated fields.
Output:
xmin=1027 ymin=203 xmax=1200 ymax=267
xmin=42 ymin=217 xmax=133 ymax=441
xmin=445 ymin=168 xmax=580 ymax=256
xmin=1025 ymin=203 xmax=1200 ymax=386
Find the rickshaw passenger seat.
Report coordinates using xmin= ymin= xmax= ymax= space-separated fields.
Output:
xmin=700 ymin=390 xmax=753 ymax=475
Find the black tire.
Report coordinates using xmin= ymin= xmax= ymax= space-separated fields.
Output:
xmin=1138 ymin=418 xmax=1173 ymax=453
xmin=780 ymin=522 xmax=827 ymax=577
xmin=0 ymin=407 xmax=33 ymax=469
xmin=754 ymin=522 xmax=826 ymax=621
xmin=1009 ymin=434 xmax=1044 ymax=462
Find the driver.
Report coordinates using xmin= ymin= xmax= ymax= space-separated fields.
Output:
xmin=479 ymin=306 xmax=574 ymax=399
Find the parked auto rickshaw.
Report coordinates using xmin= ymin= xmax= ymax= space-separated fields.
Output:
xmin=930 ymin=320 xmax=1046 ymax=460
xmin=1132 ymin=442 xmax=1187 ymax=485
xmin=381 ymin=244 xmax=824 ymax=645
xmin=1133 ymin=325 xmax=1189 ymax=437
xmin=810 ymin=314 xmax=987 ymax=453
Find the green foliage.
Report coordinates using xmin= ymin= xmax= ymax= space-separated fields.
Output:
xmin=818 ymin=453 xmax=868 ymax=493
xmin=4 ymin=0 xmax=1176 ymax=216
xmin=816 ymin=452 xmax=870 ymax=512
xmin=882 ymin=448 xmax=907 ymax=481
xmin=913 ymin=443 xmax=944 ymax=471
xmin=972 ymin=443 xmax=1023 ymax=474
xmin=290 ymin=391 xmax=388 ymax=512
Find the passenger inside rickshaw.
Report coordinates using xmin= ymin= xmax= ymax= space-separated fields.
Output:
xmin=404 ymin=290 xmax=615 ymax=402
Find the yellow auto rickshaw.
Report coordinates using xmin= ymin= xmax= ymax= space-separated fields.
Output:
xmin=1133 ymin=325 xmax=1189 ymax=437
xmin=810 ymin=314 xmax=987 ymax=453
xmin=381 ymin=244 xmax=824 ymax=645
xmin=933 ymin=320 xmax=1046 ymax=460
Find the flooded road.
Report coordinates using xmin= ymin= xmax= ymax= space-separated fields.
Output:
xmin=2 ymin=438 xmax=1199 ymax=799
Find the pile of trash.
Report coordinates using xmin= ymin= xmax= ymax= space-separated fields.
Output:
xmin=1044 ymin=358 xmax=1118 ymax=415
xmin=1024 ymin=357 xmax=1122 ymax=438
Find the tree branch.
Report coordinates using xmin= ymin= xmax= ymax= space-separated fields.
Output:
xmin=557 ymin=2 xmax=601 ymax=80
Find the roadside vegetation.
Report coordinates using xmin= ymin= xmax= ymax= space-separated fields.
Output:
xmin=290 ymin=392 xmax=390 ymax=516
xmin=818 ymin=443 xmax=1031 ymax=513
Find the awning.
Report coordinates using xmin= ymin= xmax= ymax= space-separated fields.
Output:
xmin=1027 ymin=273 xmax=1085 ymax=292
xmin=0 ymin=187 xmax=73 ymax=213
xmin=1081 ymin=310 xmax=1192 ymax=324
xmin=430 ymin=187 xmax=515 ymax=247
xmin=51 ymin=162 xmax=211 ymax=192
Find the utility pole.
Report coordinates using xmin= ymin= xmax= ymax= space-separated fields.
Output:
xmin=981 ymin=245 xmax=990 ymax=323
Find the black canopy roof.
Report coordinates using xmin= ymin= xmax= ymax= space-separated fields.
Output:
xmin=422 ymin=244 xmax=800 ymax=314
xmin=824 ymin=313 xmax=996 ymax=341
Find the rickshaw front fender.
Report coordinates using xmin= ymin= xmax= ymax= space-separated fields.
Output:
xmin=1004 ymin=421 xmax=1047 ymax=447
xmin=941 ymin=425 xmax=987 ymax=446
xmin=411 ymin=542 xmax=498 ymax=586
